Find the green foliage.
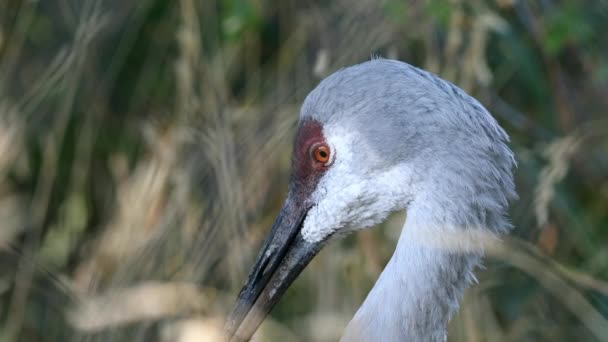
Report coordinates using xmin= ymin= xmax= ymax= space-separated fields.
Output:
xmin=425 ymin=0 xmax=454 ymax=27
xmin=221 ymin=0 xmax=261 ymax=41
xmin=543 ymin=2 xmax=593 ymax=56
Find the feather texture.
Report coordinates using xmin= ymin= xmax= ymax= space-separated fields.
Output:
xmin=297 ymin=59 xmax=516 ymax=341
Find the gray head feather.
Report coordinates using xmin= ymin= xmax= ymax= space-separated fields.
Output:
xmin=298 ymin=59 xmax=517 ymax=341
xmin=301 ymin=59 xmax=516 ymax=235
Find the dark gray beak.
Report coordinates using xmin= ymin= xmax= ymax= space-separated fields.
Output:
xmin=225 ymin=196 xmax=324 ymax=341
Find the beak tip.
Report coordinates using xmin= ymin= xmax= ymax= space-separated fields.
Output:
xmin=226 ymin=201 xmax=321 ymax=341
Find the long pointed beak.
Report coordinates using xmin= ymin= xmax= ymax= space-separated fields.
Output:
xmin=225 ymin=197 xmax=324 ymax=341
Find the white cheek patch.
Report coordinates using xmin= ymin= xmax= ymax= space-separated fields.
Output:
xmin=300 ymin=127 xmax=413 ymax=244
xmin=301 ymin=180 xmax=365 ymax=243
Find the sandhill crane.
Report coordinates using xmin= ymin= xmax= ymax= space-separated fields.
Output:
xmin=226 ymin=59 xmax=517 ymax=341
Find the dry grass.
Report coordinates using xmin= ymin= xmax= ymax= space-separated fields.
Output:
xmin=0 ymin=0 xmax=607 ymax=341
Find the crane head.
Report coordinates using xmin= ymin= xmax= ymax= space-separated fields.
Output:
xmin=225 ymin=59 xmax=516 ymax=341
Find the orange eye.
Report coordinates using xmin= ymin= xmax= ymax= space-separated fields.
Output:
xmin=312 ymin=144 xmax=331 ymax=164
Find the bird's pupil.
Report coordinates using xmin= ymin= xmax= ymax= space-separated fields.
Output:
xmin=319 ymin=151 xmax=327 ymax=158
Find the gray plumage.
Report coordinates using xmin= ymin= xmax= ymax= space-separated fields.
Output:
xmin=226 ymin=58 xmax=517 ymax=342
xmin=301 ymin=59 xmax=517 ymax=341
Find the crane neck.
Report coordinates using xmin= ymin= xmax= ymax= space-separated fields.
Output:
xmin=341 ymin=198 xmax=483 ymax=342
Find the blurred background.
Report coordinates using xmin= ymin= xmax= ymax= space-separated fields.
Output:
xmin=0 ymin=0 xmax=607 ymax=341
